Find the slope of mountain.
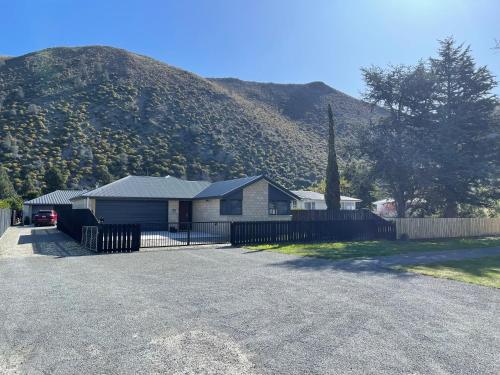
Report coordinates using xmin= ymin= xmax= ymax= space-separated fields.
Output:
xmin=210 ymin=78 xmax=384 ymax=137
xmin=0 ymin=46 xmax=379 ymax=193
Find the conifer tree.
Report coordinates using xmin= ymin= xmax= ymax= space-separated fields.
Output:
xmin=325 ymin=104 xmax=341 ymax=211
xmin=429 ymin=37 xmax=497 ymax=217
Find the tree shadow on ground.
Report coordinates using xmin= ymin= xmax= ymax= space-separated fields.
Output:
xmin=264 ymin=254 xmax=418 ymax=280
xmin=18 ymin=227 xmax=94 ymax=258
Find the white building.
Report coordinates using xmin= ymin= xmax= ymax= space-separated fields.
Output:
xmin=291 ymin=190 xmax=361 ymax=210
xmin=372 ymin=198 xmax=397 ymax=217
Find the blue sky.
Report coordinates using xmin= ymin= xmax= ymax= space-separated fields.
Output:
xmin=1 ymin=0 xmax=499 ymax=97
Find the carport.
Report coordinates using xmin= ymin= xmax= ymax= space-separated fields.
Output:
xmin=23 ymin=190 xmax=86 ymax=224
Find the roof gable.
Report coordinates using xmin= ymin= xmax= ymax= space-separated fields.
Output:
xmin=194 ymin=175 xmax=263 ymax=199
xmin=195 ymin=175 xmax=300 ymax=200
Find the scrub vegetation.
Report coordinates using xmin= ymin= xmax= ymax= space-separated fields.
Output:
xmin=0 ymin=46 xmax=379 ymax=196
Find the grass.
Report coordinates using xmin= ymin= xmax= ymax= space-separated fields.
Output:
xmin=397 ymin=256 xmax=500 ymax=288
xmin=246 ymin=236 xmax=500 ymax=261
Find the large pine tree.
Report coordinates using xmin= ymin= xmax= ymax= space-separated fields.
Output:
xmin=361 ymin=64 xmax=434 ymax=217
xmin=324 ymin=104 xmax=341 ymax=211
xmin=429 ymin=37 xmax=497 ymax=217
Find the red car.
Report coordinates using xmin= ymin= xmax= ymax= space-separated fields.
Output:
xmin=33 ymin=210 xmax=58 ymax=226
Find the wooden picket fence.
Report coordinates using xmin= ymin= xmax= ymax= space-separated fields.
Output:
xmin=392 ymin=218 xmax=500 ymax=239
xmin=0 ymin=208 xmax=11 ymax=239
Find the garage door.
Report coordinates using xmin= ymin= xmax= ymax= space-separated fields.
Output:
xmin=95 ymin=200 xmax=168 ymax=225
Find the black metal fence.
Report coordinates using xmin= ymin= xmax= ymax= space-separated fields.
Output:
xmin=292 ymin=209 xmax=387 ymax=222
xmin=57 ymin=208 xmax=98 ymax=241
xmin=0 ymin=208 xmax=11 ymax=238
xmin=230 ymin=220 xmax=396 ymax=246
xmin=81 ymin=224 xmax=141 ymax=252
xmin=98 ymin=224 xmax=141 ymax=252
xmin=140 ymin=222 xmax=231 ymax=248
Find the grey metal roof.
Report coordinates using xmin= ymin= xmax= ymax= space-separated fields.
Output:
xmin=292 ymin=190 xmax=324 ymax=200
xmin=80 ymin=176 xmax=211 ymax=199
xmin=194 ymin=175 xmax=263 ymax=199
xmin=77 ymin=174 xmax=299 ymax=200
xmin=24 ymin=190 xmax=87 ymax=205
xmin=292 ymin=190 xmax=361 ymax=202
xmin=195 ymin=175 xmax=300 ymax=200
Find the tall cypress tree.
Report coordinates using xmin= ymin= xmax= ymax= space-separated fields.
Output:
xmin=325 ymin=104 xmax=341 ymax=211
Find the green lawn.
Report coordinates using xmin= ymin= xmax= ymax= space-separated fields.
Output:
xmin=246 ymin=236 xmax=500 ymax=261
xmin=398 ymin=256 xmax=500 ymax=288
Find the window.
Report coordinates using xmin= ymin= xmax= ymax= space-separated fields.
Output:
xmin=268 ymin=184 xmax=292 ymax=215
xmin=341 ymin=202 xmax=355 ymax=210
xmin=291 ymin=200 xmax=297 ymax=209
xmin=269 ymin=200 xmax=290 ymax=215
xmin=220 ymin=199 xmax=242 ymax=215
xmin=304 ymin=202 xmax=316 ymax=210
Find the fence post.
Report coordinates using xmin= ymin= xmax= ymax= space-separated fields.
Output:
xmin=97 ymin=224 xmax=103 ymax=252
xmin=133 ymin=224 xmax=140 ymax=251
xmin=187 ymin=224 xmax=191 ymax=246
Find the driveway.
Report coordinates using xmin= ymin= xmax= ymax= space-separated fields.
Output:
xmin=0 ymin=229 xmax=499 ymax=374
xmin=0 ymin=226 xmax=92 ymax=258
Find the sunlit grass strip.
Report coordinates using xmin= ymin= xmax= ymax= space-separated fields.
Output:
xmin=398 ymin=256 xmax=500 ymax=288
xmin=246 ymin=236 xmax=500 ymax=261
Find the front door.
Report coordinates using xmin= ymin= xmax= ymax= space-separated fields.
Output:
xmin=178 ymin=201 xmax=192 ymax=230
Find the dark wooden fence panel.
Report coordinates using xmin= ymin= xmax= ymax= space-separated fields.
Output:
xmin=97 ymin=224 xmax=140 ymax=252
xmin=230 ymin=220 xmax=396 ymax=246
xmin=292 ymin=209 xmax=387 ymax=223
xmin=0 ymin=208 xmax=11 ymax=239
xmin=57 ymin=208 xmax=98 ymax=241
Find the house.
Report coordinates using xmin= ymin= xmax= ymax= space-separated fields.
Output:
xmin=23 ymin=190 xmax=87 ymax=224
xmin=372 ymin=199 xmax=397 ymax=217
xmin=291 ymin=190 xmax=361 ymax=210
xmin=70 ymin=175 xmax=299 ymax=225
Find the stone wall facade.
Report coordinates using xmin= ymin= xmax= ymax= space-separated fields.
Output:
xmin=168 ymin=200 xmax=179 ymax=223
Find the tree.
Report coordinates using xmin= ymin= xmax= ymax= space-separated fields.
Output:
xmin=95 ymin=165 xmax=112 ymax=185
xmin=44 ymin=166 xmax=67 ymax=193
xmin=361 ymin=64 xmax=434 ymax=217
xmin=324 ymin=104 xmax=341 ymax=211
xmin=20 ymin=175 xmax=40 ymax=200
xmin=0 ymin=166 xmax=22 ymax=210
xmin=0 ymin=166 xmax=16 ymax=199
xmin=428 ymin=37 xmax=498 ymax=217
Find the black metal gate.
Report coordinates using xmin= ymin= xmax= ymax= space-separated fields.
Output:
xmin=140 ymin=222 xmax=231 ymax=248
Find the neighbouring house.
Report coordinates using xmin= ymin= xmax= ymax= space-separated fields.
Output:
xmin=23 ymin=190 xmax=87 ymax=224
xmin=70 ymin=175 xmax=299 ymax=225
xmin=291 ymin=190 xmax=361 ymax=210
xmin=372 ymin=199 xmax=397 ymax=217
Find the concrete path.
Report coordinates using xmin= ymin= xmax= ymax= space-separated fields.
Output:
xmin=1 ymin=233 xmax=499 ymax=374
xmin=0 ymin=226 xmax=92 ymax=258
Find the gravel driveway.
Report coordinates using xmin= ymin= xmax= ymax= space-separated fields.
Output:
xmin=0 ymin=228 xmax=499 ymax=374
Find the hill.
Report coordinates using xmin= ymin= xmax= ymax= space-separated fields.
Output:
xmin=0 ymin=46 xmax=380 ymax=194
